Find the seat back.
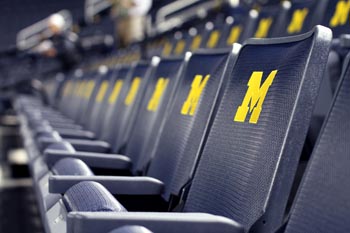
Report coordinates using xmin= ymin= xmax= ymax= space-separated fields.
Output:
xmin=125 ymin=56 xmax=186 ymax=174
xmin=253 ymin=4 xmax=287 ymax=38
xmin=95 ymin=66 xmax=131 ymax=139
xmin=102 ymin=61 xmax=152 ymax=152
xmin=285 ymin=52 xmax=350 ymax=233
xmin=86 ymin=68 xmax=118 ymax=132
xmin=58 ymin=70 xmax=84 ymax=118
xmin=184 ymin=26 xmax=332 ymax=233
xmin=146 ymin=47 xmax=236 ymax=201
xmin=272 ymin=0 xmax=326 ymax=37
xmin=218 ymin=6 xmax=256 ymax=47
xmin=77 ymin=67 xmax=108 ymax=126
xmin=322 ymin=0 xmax=350 ymax=38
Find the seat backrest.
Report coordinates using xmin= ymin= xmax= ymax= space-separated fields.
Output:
xmin=58 ymin=70 xmax=84 ymax=118
xmin=218 ymin=6 xmax=256 ymax=47
xmin=78 ymin=67 xmax=108 ymax=126
xmin=253 ymin=4 xmax=287 ymax=38
xmin=102 ymin=61 xmax=152 ymax=152
xmin=272 ymin=0 xmax=326 ymax=37
xmin=146 ymin=47 xmax=236 ymax=201
xmin=183 ymin=26 xmax=332 ymax=233
xmin=96 ymin=66 xmax=131 ymax=139
xmin=125 ymin=56 xmax=186 ymax=174
xmin=86 ymin=67 xmax=118 ymax=132
xmin=284 ymin=52 xmax=350 ymax=233
xmin=322 ymin=0 xmax=350 ymax=38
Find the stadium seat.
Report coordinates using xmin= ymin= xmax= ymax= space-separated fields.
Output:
xmin=272 ymin=0 xmax=326 ymax=37
xmin=283 ymin=49 xmax=350 ymax=233
xmin=252 ymin=3 xmax=287 ymax=38
xmin=322 ymin=0 xmax=350 ymax=38
xmin=46 ymin=55 xmax=187 ymax=174
xmin=44 ymin=47 xmax=235 ymax=212
xmin=43 ymin=26 xmax=331 ymax=233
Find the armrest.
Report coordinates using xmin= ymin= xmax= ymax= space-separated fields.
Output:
xmin=49 ymin=122 xmax=83 ymax=130
xmin=45 ymin=149 xmax=131 ymax=170
xmin=66 ymin=139 xmax=110 ymax=153
xmin=66 ymin=212 xmax=244 ymax=233
xmin=55 ymin=129 xmax=95 ymax=140
xmin=49 ymin=175 xmax=164 ymax=195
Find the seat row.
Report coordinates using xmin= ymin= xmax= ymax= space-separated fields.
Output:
xmin=15 ymin=26 xmax=350 ymax=233
xmin=147 ymin=0 xmax=350 ymax=58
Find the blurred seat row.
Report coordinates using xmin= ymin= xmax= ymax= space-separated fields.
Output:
xmin=13 ymin=1 xmax=350 ymax=233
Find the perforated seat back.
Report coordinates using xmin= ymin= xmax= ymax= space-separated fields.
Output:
xmin=253 ymin=4 xmax=286 ymax=38
xmin=102 ymin=61 xmax=152 ymax=152
xmin=126 ymin=57 xmax=186 ymax=173
xmin=59 ymin=72 xmax=85 ymax=118
xmin=184 ymin=26 xmax=332 ymax=233
xmin=285 ymin=53 xmax=350 ymax=233
xmin=87 ymin=68 xmax=118 ymax=133
xmin=99 ymin=66 xmax=131 ymax=140
xmin=78 ymin=70 xmax=107 ymax=126
xmin=70 ymin=71 xmax=101 ymax=123
xmin=147 ymin=48 xmax=234 ymax=201
xmin=218 ymin=6 xmax=254 ymax=47
xmin=273 ymin=0 xmax=325 ymax=37
xmin=322 ymin=0 xmax=350 ymax=38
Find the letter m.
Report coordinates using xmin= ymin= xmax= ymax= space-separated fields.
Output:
xmin=234 ymin=70 xmax=277 ymax=124
xmin=181 ymin=74 xmax=210 ymax=116
xmin=330 ymin=0 xmax=350 ymax=27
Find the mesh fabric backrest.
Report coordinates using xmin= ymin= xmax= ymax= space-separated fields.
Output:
xmin=100 ymin=66 xmax=133 ymax=143
xmin=125 ymin=57 xmax=185 ymax=174
xmin=217 ymin=6 xmax=251 ymax=47
xmin=147 ymin=48 xmax=232 ymax=201
xmin=322 ymin=0 xmax=349 ymax=38
xmin=184 ymin=27 xmax=332 ymax=233
xmin=87 ymin=68 xmax=117 ymax=132
xmin=274 ymin=0 xmax=322 ymax=37
xmin=104 ymin=61 xmax=151 ymax=152
xmin=79 ymin=71 xmax=107 ymax=126
xmin=253 ymin=4 xmax=285 ymax=38
xmin=285 ymin=54 xmax=350 ymax=233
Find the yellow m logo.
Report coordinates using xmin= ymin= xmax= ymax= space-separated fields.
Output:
xmin=330 ymin=0 xmax=350 ymax=27
xmin=124 ymin=77 xmax=142 ymax=106
xmin=95 ymin=81 xmax=109 ymax=102
xmin=254 ymin=17 xmax=273 ymax=38
xmin=174 ymin=40 xmax=186 ymax=55
xmin=147 ymin=78 xmax=170 ymax=112
xmin=234 ymin=70 xmax=278 ymax=124
xmin=207 ymin=30 xmax=221 ymax=48
xmin=190 ymin=35 xmax=202 ymax=51
xmin=287 ymin=8 xmax=309 ymax=34
xmin=108 ymin=80 xmax=123 ymax=104
xmin=181 ymin=75 xmax=210 ymax=116
xmin=85 ymin=81 xmax=96 ymax=99
xmin=227 ymin=25 xmax=242 ymax=45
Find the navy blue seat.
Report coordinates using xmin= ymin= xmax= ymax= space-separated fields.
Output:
xmin=46 ymin=47 xmax=234 ymax=210
xmin=284 ymin=51 xmax=350 ymax=233
xmin=252 ymin=4 xmax=287 ymax=38
xmin=45 ymin=26 xmax=331 ymax=233
xmin=322 ymin=0 xmax=350 ymax=38
xmin=272 ymin=0 xmax=326 ymax=37
xmin=46 ymin=56 xmax=186 ymax=173
xmin=218 ymin=6 xmax=257 ymax=47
